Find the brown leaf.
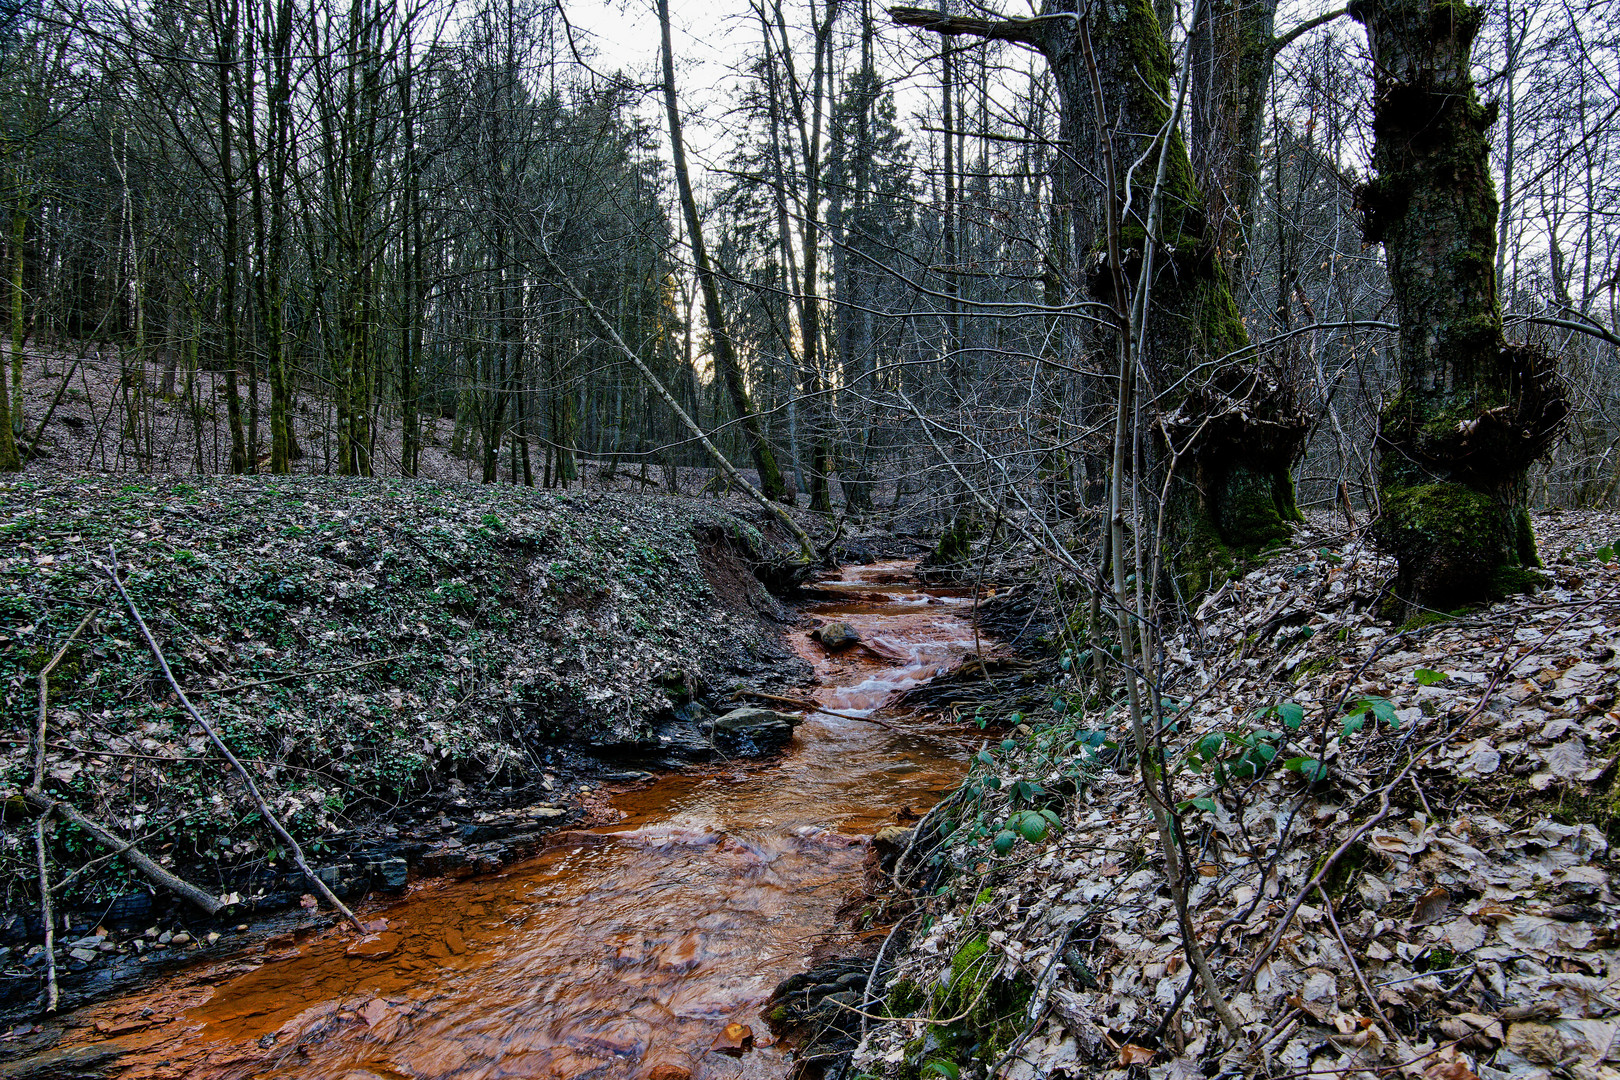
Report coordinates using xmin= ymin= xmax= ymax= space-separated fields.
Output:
xmin=298 ymin=894 xmax=318 ymax=911
xmin=1423 ymin=1061 xmax=1479 ymax=1080
xmin=1411 ymin=885 xmax=1451 ymax=926
xmin=1119 ymin=1044 xmax=1155 ymax=1066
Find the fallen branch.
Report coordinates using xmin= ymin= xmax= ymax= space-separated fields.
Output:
xmin=200 ymin=653 xmax=409 ymax=694
xmin=103 ymin=547 xmax=366 ymax=934
xmin=538 ymin=245 xmax=816 ymax=564
xmin=22 ymin=792 xmax=223 ymax=916
xmin=737 ymin=689 xmax=902 ymax=728
xmin=30 ymin=606 xmax=98 ymax=1013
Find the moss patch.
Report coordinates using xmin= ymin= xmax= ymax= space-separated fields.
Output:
xmin=1378 ymin=482 xmax=1531 ymax=614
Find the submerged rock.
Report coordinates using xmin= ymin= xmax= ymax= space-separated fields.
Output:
xmin=871 ymin=825 xmax=915 ymax=873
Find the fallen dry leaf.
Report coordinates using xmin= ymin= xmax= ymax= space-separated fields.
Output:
xmin=1411 ymin=885 xmax=1451 ymax=926
xmin=1423 ymin=1061 xmax=1479 ymax=1080
xmin=712 ymin=1022 xmax=754 ymax=1056
xmin=1118 ymin=1044 xmax=1154 ymax=1066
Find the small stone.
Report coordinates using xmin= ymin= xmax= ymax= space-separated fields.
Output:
xmin=346 ymin=932 xmax=402 ymax=959
xmin=69 ymin=948 xmax=97 ymax=962
xmin=711 ymin=1022 xmax=753 ymax=1055
xmin=157 ymin=931 xmax=172 ymax=945
xmin=169 ymin=932 xmax=191 ymax=946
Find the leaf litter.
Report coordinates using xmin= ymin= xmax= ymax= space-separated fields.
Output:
xmin=858 ymin=511 xmax=1620 ymax=1080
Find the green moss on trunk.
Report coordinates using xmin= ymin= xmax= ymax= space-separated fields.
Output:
xmin=1352 ymin=0 xmax=1564 ymax=618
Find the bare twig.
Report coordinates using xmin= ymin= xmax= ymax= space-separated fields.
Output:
xmin=33 ymin=818 xmax=58 ymax=1013
xmin=103 ymin=546 xmax=366 ymax=933
xmin=29 ymin=606 xmax=98 ymax=1013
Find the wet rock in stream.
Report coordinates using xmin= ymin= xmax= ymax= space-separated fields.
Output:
xmin=627 ymin=702 xmax=805 ymax=767
xmin=767 ymin=957 xmax=880 ymax=1077
xmin=810 ymin=621 xmax=861 ymax=651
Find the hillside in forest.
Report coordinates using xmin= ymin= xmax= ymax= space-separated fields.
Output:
xmin=839 ymin=510 xmax=1620 ymax=1080
xmin=0 ymin=477 xmax=813 ymax=946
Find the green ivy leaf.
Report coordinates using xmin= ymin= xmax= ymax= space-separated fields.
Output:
xmin=1284 ymin=756 xmax=1329 ymax=782
xmin=1414 ymin=668 xmax=1447 ymax=686
xmin=1277 ymin=702 xmax=1305 ymax=729
xmin=1014 ymin=813 xmax=1049 ymax=842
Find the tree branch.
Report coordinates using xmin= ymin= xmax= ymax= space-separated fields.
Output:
xmin=1271 ymin=6 xmax=1349 ymax=54
xmin=888 ymin=6 xmax=1056 ymax=48
xmin=104 ymin=548 xmax=365 ymax=933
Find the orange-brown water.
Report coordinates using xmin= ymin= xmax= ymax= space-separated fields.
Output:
xmin=49 ymin=563 xmax=976 ymax=1079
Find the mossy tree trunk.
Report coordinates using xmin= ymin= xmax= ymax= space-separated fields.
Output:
xmin=1349 ymin=0 xmax=1565 ymax=616
xmin=893 ymin=0 xmax=1307 ymax=591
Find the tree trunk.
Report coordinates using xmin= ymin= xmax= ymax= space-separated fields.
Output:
xmin=1350 ymin=0 xmax=1564 ymax=616
xmin=1187 ymin=0 xmax=1278 ymax=273
xmin=658 ymin=0 xmax=791 ymax=504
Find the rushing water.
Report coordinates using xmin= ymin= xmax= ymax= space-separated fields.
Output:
xmin=51 ymin=562 xmax=977 ymax=1080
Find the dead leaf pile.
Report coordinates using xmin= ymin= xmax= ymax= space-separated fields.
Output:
xmin=859 ymin=511 xmax=1620 ymax=1080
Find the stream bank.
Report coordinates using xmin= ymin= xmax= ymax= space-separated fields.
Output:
xmin=2 ymin=476 xmax=900 ymax=1020
xmin=1 ymin=560 xmax=990 ymax=1079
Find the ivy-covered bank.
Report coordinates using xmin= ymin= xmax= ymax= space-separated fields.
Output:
xmin=0 ymin=476 xmax=805 ymax=927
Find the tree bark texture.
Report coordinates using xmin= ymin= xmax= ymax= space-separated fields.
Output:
xmin=1350 ymin=0 xmax=1565 ymax=615
xmin=660 ymin=0 xmax=792 ymax=504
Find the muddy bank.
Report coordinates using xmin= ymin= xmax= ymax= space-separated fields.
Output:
xmin=0 ymin=476 xmax=853 ymax=1015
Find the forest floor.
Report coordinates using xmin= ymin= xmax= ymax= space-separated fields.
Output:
xmin=851 ymin=510 xmax=1620 ymax=1080
xmin=0 ymin=473 xmax=897 ymax=1019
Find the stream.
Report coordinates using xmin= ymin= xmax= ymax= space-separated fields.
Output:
xmin=45 ymin=562 xmax=977 ymax=1080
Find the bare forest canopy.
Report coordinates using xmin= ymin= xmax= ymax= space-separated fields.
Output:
xmin=0 ymin=0 xmax=1616 ymax=596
